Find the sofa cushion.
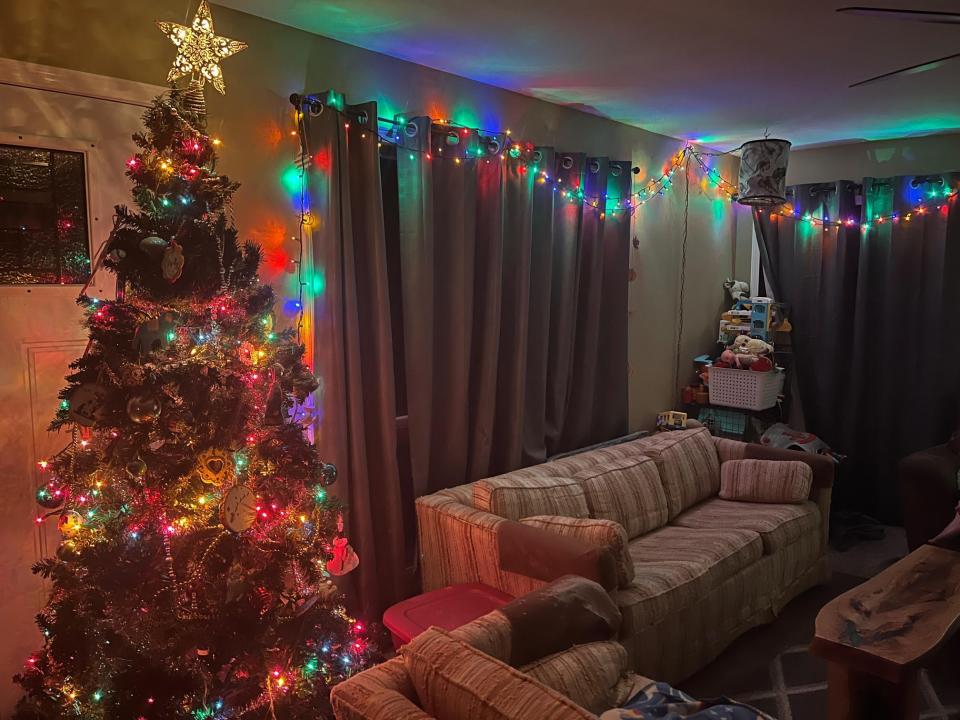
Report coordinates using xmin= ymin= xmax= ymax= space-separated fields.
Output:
xmin=573 ymin=456 xmax=669 ymax=538
xmin=719 ymin=459 xmax=813 ymax=504
xmin=634 ymin=428 xmax=721 ymax=519
xmin=673 ymin=498 xmax=821 ymax=553
xmin=521 ymin=516 xmax=634 ymax=587
xmin=402 ymin=627 xmax=595 ymax=720
xmin=613 ymin=526 xmax=762 ymax=628
xmin=520 ymin=640 xmax=628 ymax=715
xmin=474 ymin=476 xmax=589 ymax=520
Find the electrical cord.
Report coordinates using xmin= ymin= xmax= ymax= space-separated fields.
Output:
xmin=674 ymin=155 xmax=691 ymax=407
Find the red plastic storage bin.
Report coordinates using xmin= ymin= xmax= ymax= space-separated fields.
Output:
xmin=382 ymin=583 xmax=513 ymax=650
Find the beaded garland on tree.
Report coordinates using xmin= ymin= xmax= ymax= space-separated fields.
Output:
xmin=13 ymin=76 xmax=374 ymax=720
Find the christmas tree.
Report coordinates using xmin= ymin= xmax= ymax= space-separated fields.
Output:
xmin=14 ymin=5 xmax=377 ymax=718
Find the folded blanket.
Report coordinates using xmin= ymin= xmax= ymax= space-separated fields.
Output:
xmin=601 ymin=682 xmax=775 ymax=720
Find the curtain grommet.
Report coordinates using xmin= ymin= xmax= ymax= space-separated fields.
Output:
xmin=561 ymin=156 xmax=574 ymax=170
xmin=404 ymin=122 xmax=419 ymax=138
xmin=589 ymin=160 xmax=601 ymax=174
xmin=308 ymin=100 xmax=323 ymax=117
xmin=487 ymin=138 xmax=501 ymax=155
xmin=532 ymin=150 xmax=543 ymax=163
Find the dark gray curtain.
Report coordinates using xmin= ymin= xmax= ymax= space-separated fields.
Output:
xmin=396 ymin=118 xmax=630 ymax=496
xmin=302 ymin=100 xmax=411 ymax=617
xmin=754 ymin=175 xmax=960 ymax=521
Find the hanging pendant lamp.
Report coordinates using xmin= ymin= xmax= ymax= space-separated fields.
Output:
xmin=737 ymin=139 xmax=791 ymax=206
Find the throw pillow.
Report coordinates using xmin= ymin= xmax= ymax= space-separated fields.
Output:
xmin=402 ymin=627 xmax=595 ymax=720
xmin=719 ymin=459 xmax=812 ymax=504
xmin=473 ymin=475 xmax=589 ymax=520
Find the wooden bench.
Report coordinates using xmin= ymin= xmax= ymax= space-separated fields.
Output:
xmin=810 ymin=544 xmax=960 ymax=720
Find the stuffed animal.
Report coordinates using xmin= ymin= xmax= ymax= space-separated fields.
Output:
xmin=731 ymin=335 xmax=773 ymax=357
xmin=720 ymin=336 xmax=775 ymax=370
xmin=723 ymin=279 xmax=750 ymax=308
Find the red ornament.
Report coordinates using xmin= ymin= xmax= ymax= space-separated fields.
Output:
xmin=327 ymin=537 xmax=359 ymax=577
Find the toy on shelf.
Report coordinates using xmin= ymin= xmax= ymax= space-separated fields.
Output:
xmin=717 ymin=291 xmax=790 ymax=345
xmin=697 ymin=407 xmax=748 ymax=439
xmin=723 ymin=278 xmax=751 ymax=307
xmin=716 ymin=336 xmax=775 ymax=371
xmin=657 ymin=410 xmax=688 ymax=431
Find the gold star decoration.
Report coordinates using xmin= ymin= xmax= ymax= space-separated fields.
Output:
xmin=157 ymin=0 xmax=247 ymax=95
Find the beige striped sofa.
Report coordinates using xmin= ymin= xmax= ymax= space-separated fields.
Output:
xmin=416 ymin=427 xmax=834 ymax=683
xmin=331 ymin=576 xmax=642 ymax=719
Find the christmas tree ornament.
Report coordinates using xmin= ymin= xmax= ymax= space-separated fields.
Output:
xmin=35 ymin=483 xmax=65 ymax=509
xmin=57 ymin=511 xmax=83 ymax=537
xmin=125 ymin=456 xmax=148 ymax=481
xmin=139 ymin=235 xmax=169 ymax=257
xmin=133 ymin=311 xmax=180 ymax=355
xmin=66 ymin=383 xmax=108 ymax=427
xmin=161 ymin=239 xmax=185 ymax=282
xmin=126 ymin=393 xmax=162 ymax=424
xmin=289 ymin=364 xmax=321 ymax=400
xmin=196 ymin=448 xmax=233 ymax=486
xmin=156 ymin=0 xmax=248 ymax=96
xmin=317 ymin=462 xmax=338 ymax=487
xmin=219 ymin=484 xmax=256 ymax=533
xmin=327 ymin=537 xmax=359 ymax=577
xmin=263 ymin=365 xmax=286 ymax=426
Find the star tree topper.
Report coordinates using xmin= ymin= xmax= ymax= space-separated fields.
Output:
xmin=157 ymin=0 xmax=247 ymax=94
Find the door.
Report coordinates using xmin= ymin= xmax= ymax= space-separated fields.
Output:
xmin=0 ymin=59 xmax=163 ymax=716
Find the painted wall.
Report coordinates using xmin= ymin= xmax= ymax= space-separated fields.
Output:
xmin=1 ymin=1 xmax=742 ymax=438
xmin=788 ymin=132 xmax=960 ymax=185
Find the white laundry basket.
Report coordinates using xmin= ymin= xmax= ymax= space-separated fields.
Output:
xmin=708 ymin=367 xmax=784 ymax=411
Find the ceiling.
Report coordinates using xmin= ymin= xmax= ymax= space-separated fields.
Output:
xmin=218 ymin=0 xmax=960 ymax=149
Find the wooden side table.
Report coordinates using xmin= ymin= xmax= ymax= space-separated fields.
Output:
xmin=810 ymin=544 xmax=960 ymax=720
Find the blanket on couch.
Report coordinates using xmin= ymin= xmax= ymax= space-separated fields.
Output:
xmin=601 ymin=682 xmax=775 ymax=720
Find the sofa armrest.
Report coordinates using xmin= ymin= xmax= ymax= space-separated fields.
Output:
xmin=418 ymin=492 xmax=603 ymax=597
xmin=497 ymin=519 xmax=618 ymax=591
xmin=416 ymin=492 xmax=508 ymax=592
xmin=519 ymin=516 xmax=633 ymax=588
xmin=899 ymin=444 xmax=960 ymax=550
xmin=330 ymin=657 xmax=432 ymax=720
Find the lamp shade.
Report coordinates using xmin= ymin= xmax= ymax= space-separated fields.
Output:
xmin=737 ymin=139 xmax=791 ymax=206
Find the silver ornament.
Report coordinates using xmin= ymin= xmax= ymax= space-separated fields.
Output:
xmin=126 ymin=394 xmax=161 ymax=424
xmin=139 ymin=235 xmax=169 ymax=257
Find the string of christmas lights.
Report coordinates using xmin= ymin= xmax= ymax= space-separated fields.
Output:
xmin=374 ymin=122 xmax=695 ymax=209
xmin=292 ymin=95 xmax=739 ymax=215
xmin=769 ymin=186 xmax=958 ymax=231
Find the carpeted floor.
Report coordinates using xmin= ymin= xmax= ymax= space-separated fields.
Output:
xmin=681 ymin=527 xmax=960 ymax=720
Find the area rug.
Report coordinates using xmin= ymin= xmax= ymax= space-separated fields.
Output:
xmin=681 ymin=570 xmax=960 ymax=720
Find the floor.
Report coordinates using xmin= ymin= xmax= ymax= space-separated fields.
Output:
xmin=682 ymin=527 xmax=960 ymax=720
